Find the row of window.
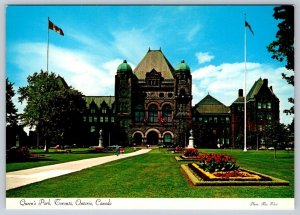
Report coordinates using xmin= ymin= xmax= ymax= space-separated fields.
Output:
xmin=84 ymin=116 xmax=115 ymax=123
xmin=257 ymin=102 xmax=272 ymax=109
xmin=135 ymin=104 xmax=173 ymax=123
xmin=193 ymin=116 xmax=230 ymax=124
xmin=90 ymin=106 xmax=113 ymax=114
xmin=257 ymin=113 xmax=272 ymax=121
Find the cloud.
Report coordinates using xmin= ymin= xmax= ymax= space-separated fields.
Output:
xmin=187 ymin=24 xmax=201 ymax=41
xmin=192 ymin=62 xmax=294 ymax=125
xmin=111 ymin=28 xmax=158 ymax=64
xmin=196 ymin=52 xmax=215 ymax=64
xmin=11 ymin=41 xmax=121 ymax=98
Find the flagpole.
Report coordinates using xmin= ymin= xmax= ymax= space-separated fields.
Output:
xmin=47 ymin=17 xmax=50 ymax=72
xmin=243 ymin=14 xmax=247 ymax=152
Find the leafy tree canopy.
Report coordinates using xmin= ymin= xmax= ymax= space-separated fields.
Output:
xmin=267 ymin=5 xmax=294 ymax=115
xmin=6 ymin=78 xmax=18 ymax=127
xmin=18 ymin=70 xmax=86 ymax=151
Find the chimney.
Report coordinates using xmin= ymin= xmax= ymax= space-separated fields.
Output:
xmin=263 ymin=78 xmax=268 ymax=86
xmin=238 ymin=89 xmax=243 ymax=97
xmin=270 ymin=86 xmax=273 ymax=92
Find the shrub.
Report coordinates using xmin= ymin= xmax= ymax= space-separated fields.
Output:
xmin=198 ymin=153 xmax=239 ymax=173
xmin=6 ymin=146 xmax=30 ymax=161
xmin=174 ymin=146 xmax=183 ymax=152
xmin=183 ymin=148 xmax=199 ymax=157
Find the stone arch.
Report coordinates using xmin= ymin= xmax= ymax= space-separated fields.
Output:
xmin=162 ymin=131 xmax=174 ymax=145
xmin=132 ymin=131 xmax=144 ymax=145
xmin=145 ymin=128 xmax=161 ymax=145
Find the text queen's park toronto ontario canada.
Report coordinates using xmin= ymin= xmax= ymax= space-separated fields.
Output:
xmin=5 ymin=5 xmax=294 ymax=207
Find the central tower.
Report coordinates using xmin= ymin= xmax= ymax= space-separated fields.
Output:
xmin=115 ymin=49 xmax=192 ymax=147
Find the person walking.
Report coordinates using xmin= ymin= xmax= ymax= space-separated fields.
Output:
xmin=116 ymin=145 xmax=120 ymax=156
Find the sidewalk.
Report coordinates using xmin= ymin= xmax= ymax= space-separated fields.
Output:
xmin=6 ymin=149 xmax=151 ymax=191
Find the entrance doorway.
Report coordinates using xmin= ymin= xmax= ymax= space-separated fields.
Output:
xmin=147 ymin=131 xmax=159 ymax=145
xmin=133 ymin=133 xmax=143 ymax=145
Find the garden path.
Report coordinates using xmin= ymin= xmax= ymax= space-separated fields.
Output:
xmin=6 ymin=149 xmax=151 ymax=190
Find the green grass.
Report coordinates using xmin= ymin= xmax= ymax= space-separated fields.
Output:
xmin=6 ymin=148 xmax=294 ymax=198
xmin=6 ymin=147 xmax=137 ymax=172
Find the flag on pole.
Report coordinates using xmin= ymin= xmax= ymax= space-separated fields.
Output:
xmin=245 ymin=21 xmax=254 ymax=35
xmin=48 ymin=20 xmax=64 ymax=36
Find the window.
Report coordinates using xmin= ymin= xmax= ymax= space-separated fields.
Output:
xmin=257 ymin=113 xmax=263 ymax=121
xmin=100 ymin=117 xmax=104 ymax=122
xmin=209 ymin=117 xmax=213 ymax=123
xmin=111 ymin=117 xmax=115 ymax=122
xmin=83 ymin=116 xmax=86 ymax=122
xmin=105 ymin=117 xmax=109 ymax=122
xmin=204 ymin=117 xmax=208 ymax=123
xmin=148 ymin=104 xmax=158 ymax=123
xmin=214 ymin=117 xmax=218 ymax=123
xmin=90 ymin=106 xmax=96 ymax=114
xmin=262 ymin=103 xmax=266 ymax=109
xmin=162 ymin=104 xmax=172 ymax=122
xmin=199 ymin=117 xmax=203 ymax=122
xmin=134 ymin=105 xmax=145 ymax=122
xmin=93 ymin=117 xmax=97 ymax=122
xmin=220 ymin=117 xmax=225 ymax=123
xmin=89 ymin=116 xmax=93 ymax=122
xmin=257 ymin=102 xmax=262 ymax=109
xmin=226 ymin=117 xmax=230 ymax=124
xmin=267 ymin=102 xmax=272 ymax=109
xmin=101 ymin=107 xmax=107 ymax=114
xmin=267 ymin=114 xmax=272 ymax=121
xmin=90 ymin=126 xmax=96 ymax=132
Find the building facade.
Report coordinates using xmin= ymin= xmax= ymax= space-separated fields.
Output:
xmin=193 ymin=94 xmax=231 ymax=148
xmin=231 ymin=78 xmax=280 ymax=149
xmin=83 ymin=50 xmax=280 ymax=148
xmin=114 ymin=49 xmax=192 ymax=147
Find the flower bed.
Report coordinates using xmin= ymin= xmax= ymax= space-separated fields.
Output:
xmin=188 ymin=163 xmax=263 ymax=181
xmin=181 ymin=164 xmax=289 ymax=186
xmin=183 ymin=148 xmax=199 ymax=157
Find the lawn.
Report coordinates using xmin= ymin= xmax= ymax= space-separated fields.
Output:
xmin=6 ymin=147 xmax=137 ymax=172
xmin=6 ymin=148 xmax=294 ymax=198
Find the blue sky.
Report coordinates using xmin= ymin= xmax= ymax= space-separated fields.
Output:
xmin=6 ymin=5 xmax=294 ymax=125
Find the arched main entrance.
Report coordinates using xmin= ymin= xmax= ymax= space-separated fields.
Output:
xmin=147 ymin=131 xmax=159 ymax=145
xmin=133 ymin=132 xmax=143 ymax=145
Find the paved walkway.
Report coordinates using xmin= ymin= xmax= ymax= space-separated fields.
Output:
xmin=6 ymin=149 xmax=152 ymax=191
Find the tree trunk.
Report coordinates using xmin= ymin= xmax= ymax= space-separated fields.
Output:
xmin=44 ymin=139 xmax=49 ymax=153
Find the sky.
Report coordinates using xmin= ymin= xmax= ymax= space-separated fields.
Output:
xmin=6 ymin=5 xmax=294 ymax=125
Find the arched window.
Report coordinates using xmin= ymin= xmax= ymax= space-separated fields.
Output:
xmin=135 ymin=105 xmax=144 ymax=122
xmin=148 ymin=104 xmax=158 ymax=123
xmin=162 ymin=104 xmax=172 ymax=122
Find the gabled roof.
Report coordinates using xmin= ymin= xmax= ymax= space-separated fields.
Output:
xmin=133 ymin=49 xmax=175 ymax=80
xmin=194 ymin=94 xmax=230 ymax=114
xmin=246 ymin=77 xmax=263 ymax=100
xmin=83 ymin=96 xmax=115 ymax=109
xmin=233 ymin=96 xmax=245 ymax=104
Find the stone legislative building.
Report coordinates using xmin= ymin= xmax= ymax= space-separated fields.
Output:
xmin=83 ymin=49 xmax=279 ymax=148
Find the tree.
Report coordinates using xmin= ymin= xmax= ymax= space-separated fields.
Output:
xmin=264 ymin=122 xmax=289 ymax=158
xmin=18 ymin=70 xmax=86 ymax=152
xmin=267 ymin=5 xmax=294 ymax=114
xmin=6 ymin=78 xmax=18 ymax=127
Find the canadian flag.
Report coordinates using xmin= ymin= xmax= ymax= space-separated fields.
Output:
xmin=159 ymin=117 xmax=167 ymax=123
xmin=48 ymin=19 xmax=64 ymax=36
